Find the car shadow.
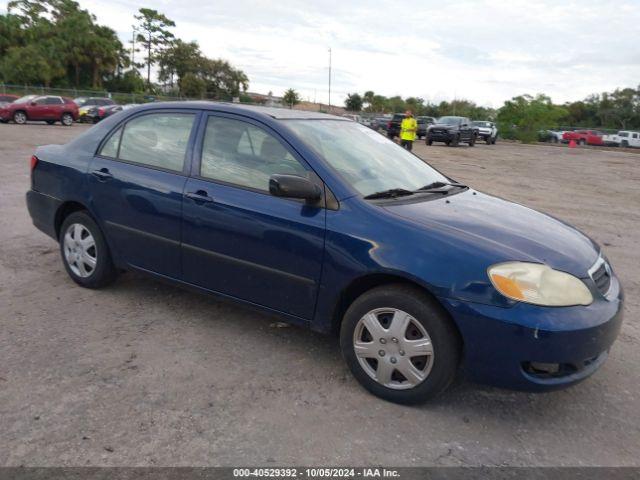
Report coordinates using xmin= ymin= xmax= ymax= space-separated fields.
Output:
xmin=101 ymin=270 xmax=608 ymax=418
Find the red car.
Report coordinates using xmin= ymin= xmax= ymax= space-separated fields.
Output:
xmin=0 ymin=95 xmax=79 ymax=126
xmin=562 ymin=130 xmax=604 ymax=146
xmin=0 ymin=94 xmax=19 ymax=103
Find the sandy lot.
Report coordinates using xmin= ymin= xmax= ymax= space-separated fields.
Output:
xmin=1 ymin=122 xmax=639 ymax=466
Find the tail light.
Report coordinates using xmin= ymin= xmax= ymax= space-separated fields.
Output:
xmin=30 ymin=155 xmax=38 ymax=174
xmin=98 ymin=107 xmax=105 ymax=116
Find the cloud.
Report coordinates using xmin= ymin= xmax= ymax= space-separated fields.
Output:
xmin=2 ymin=0 xmax=639 ymax=107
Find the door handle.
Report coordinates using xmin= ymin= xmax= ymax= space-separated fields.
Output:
xmin=185 ymin=190 xmax=214 ymax=203
xmin=91 ymin=168 xmax=113 ymax=181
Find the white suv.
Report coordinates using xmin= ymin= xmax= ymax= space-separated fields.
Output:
xmin=472 ymin=121 xmax=498 ymax=144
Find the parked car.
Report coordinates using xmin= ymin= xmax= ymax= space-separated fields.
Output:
xmin=26 ymin=102 xmax=623 ymax=404
xmin=427 ymin=116 xmax=479 ymax=146
xmin=83 ymin=104 xmax=123 ymax=123
xmin=0 ymin=93 xmax=18 ymax=104
xmin=603 ymin=130 xmax=640 ymax=148
xmin=342 ymin=113 xmax=362 ymax=123
xmin=416 ymin=116 xmax=435 ymax=139
xmin=0 ymin=95 xmax=79 ymax=126
xmin=386 ymin=113 xmax=405 ymax=139
xmin=373 ymin=116 xmax=391 ymax=132
xmin=472 ymin=121 xmax=498 ymax=144
xmin=562 ymin=130 xmax=604 ymax=146
xmin=75 ymin=97 xmax=116 ymax=123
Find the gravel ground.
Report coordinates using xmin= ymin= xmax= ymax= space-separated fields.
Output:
xmin=1 ymin=122 xmax=639 ymax=466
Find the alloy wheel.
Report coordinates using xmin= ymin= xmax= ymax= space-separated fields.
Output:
xmin=63 ymin=223 xmax=97 ymax=278
xmin=62 ymin=114 xmax=73 ymax=126
xmin=14 ymin=112 xmax=26 ymax=124
xmin=353 ymin=308 xmax=434 ymax=390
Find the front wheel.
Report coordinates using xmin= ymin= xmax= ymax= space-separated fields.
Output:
xmin=450 ymin=135 xmax=460 ymax=147
xmin=468 ymin=134 xmax=476 ymax=147
xmin=340 ymin=285 xmax=461 ymax=404
xmin=61 ymin=113 xmax=74 ymax=126
xmin=426 ymin=138 xmax=433 ymax=146
xmin=13 ymin=111 xmax=27 ymax=124
xmin=59 ymin=211 xmax=117 ymax=288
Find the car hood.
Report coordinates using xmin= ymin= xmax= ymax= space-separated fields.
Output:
xmin=430 ymin=123 xmax=456 ymax=129
xmin=383 ymin=190 xmax=599 ymax=277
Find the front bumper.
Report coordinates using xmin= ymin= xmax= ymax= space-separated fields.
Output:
xmin=438 ymin=279 xmax=624 ymax=391
xmin=428 ymin=130 xmax=454 ymax=142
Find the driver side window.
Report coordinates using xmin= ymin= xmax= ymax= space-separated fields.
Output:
xmin=200 ymin=117 xmax=307 ymax=191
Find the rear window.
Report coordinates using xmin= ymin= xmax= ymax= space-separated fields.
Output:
xmin=392 ymin=114 xmax=405 ymax=121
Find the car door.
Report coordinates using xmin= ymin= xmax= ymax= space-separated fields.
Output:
xmin=181 ymin=113 xmax=326 ymax=319
xmin=88 ymin=110 xmax=199 ymax=278
xmin=44 ymin=96 xmax=64 ymax=119
xmin=28 ymin=96 xmax=49 ymax=120
xmin=459 ymin=118 xmax=471 ymax=140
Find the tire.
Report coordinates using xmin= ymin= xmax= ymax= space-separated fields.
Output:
xmin=492 ymin=137 xmax=497 ymax=145
xmin=621 ymin=141 xmax=629 ymax=148
xmin=468 ymin=134 xmax=476 ymax=147
xmin=426 ymin=138 xmax=433 ymax=146
xmin=61 ymin=113 xmax=74 ymax=126
xmin=450 ymin=135 xmax=460 ymax=147
xmin=485 ymin=137 xmax=491 ymax=145
xmin=46 ymin=120 xmax=56 ymax=125
xmin=59 ymin=211 xmax=117 ymax=288
xmin=578 ymin=139 xmax=586 ymax=146
xmin=13 ymin=111 xmax=27 ymax=124
xmin=340 ymin=284 xmax=461 ymax=404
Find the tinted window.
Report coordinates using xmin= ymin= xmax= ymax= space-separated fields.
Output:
xmin=200 ymin=117 xmax=306 ymax=191
xmin=118 ymin=113 xmax=195 ymax=172
xmin=45 ymin=97 xmax=63 ymax=105
xmin=33 ymin=97 xmax=47 ymax=105
xmin=99 ymin=127 xmax=122 ymax=158
xmin=633 ymin=133 xmax=638 ymax=139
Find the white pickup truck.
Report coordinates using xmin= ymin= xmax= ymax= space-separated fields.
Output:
xmin=602 ymin=130 xmax=640 ymax=148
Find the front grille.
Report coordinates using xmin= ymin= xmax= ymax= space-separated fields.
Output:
xmin=590 ymin=259 xmax=611 ymax=295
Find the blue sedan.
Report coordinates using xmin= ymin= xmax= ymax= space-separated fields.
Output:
xmin=25 ymin=102 xmax=623 ymax=403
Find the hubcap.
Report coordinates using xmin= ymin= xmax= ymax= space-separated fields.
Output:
xmin=62 ymin=114 xmax=72 ymax=125
xmin=353 ymin=308 xmax=434 ymax=390
xmin=15 ymin=112 xmax=26 ymax=124
xmin=63 ymin=223 xmax=97 ymax=278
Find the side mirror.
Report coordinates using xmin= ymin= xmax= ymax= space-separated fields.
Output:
xmin=269 ymin=174 xmax=322 ymax=202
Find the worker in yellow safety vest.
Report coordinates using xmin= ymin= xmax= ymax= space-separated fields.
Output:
xmin=399 ymin=110 xmax=418 ymax=151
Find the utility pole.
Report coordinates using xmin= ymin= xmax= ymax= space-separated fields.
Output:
xmin=328 ymin=47 xmax=332 ymax=113
xmin=131 ymin=27 xmax=137 ymax=71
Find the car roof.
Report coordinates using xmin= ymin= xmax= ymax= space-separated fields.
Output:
xmin=133 ymin=101 xmax=347 ymax=121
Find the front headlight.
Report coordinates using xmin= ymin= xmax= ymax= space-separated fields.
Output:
xmin=488 ymin=262 xmax=593 ymax=306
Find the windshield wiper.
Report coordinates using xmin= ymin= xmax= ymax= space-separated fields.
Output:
xmin=416 ymin=181 xmax=467 ymax=191
xmin=364 ymin=188 xmax=415 ymax=199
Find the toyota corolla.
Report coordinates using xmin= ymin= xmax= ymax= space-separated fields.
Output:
xmin=25 ymin=102 xmax=623 ymax=404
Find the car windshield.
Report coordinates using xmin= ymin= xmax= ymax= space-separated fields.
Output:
xmin=74 ymin=97 xmax=89 ymax=106
xmin=284 ymin=120 xmax=449 ymax=197
xmin=473 ymin=121 xmax=491 ymax=127
xmin=438 ymin=116 xmax=463 ymax=125
xmin=14 ymin=95 xmax=37 ymax=104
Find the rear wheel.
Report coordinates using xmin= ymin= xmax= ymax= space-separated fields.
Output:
xmin=59 ymin=211 xmax=117 ymax=288
xmin=13 ymin=111 xmax=27 ymax=124
xmin=468 ymin=133 xmax=476 ymax=147
xmin=61 ymin=113 xmax=73 ymax=126
xmin=340 ymin=285 xmax=461 ymax=404
xmin=426 ymin=138 xmax=433 ymax=146
xmin=621 ymin=140 xmax=629 ymax=148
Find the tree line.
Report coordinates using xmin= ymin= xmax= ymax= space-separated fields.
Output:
xmin=0 ymin=0 xmax=249 ymax=99
xmin=345 ymin=87 xmax=640 ymax=142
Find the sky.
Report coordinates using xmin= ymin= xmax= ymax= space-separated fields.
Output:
xmin=2 ymin=0 xmax=639 ymax=107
